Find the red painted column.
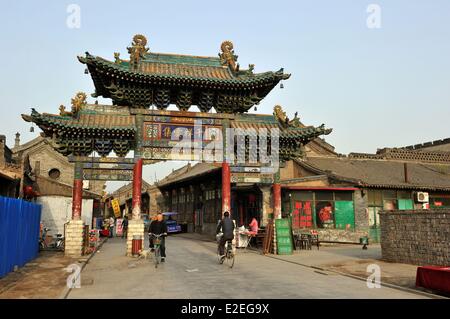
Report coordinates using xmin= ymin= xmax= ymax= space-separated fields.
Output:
xmin=222 ymin=162 xmax=231 ymax=214
xmin=132 ymin=158 xmax=143 ymax=220
xmin=72 ymin=162 xmax=83 ymax=220
xmin=273 ymin=183 xmax=281 ymax=219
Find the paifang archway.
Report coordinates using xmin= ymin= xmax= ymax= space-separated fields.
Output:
xmin=22 ymin=34 xmax=331 ymax=257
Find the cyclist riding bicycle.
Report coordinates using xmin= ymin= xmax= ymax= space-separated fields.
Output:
xmin=149 ymin=213 xmax=168 ymax=262
xmin=216 ymin=211 xmax=236 ymax=258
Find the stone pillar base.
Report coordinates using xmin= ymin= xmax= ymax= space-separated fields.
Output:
xmin=126 ymin=220 xmax=145 ymax=257
xmin=273 ymin=225 xmax=277 ymax=255
xmin=65 ymin=220 xmax=85 ymax=257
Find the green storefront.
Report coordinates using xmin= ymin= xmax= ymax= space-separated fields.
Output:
xmin=281 ymin=189 xmax=357 ymax=232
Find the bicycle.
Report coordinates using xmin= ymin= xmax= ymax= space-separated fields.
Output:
xmin=39 ymin=227 xmax=65 ymax=251
xmin=217 ymin=237 xmax=235 ymax=269
xmin=149 ymin=233 xmax=164 ymax=268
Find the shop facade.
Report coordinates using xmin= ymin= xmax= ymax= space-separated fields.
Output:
xmin=157 ymin=163 xmax=276 ymax=235
xmin=281 ymin=151 xmax=450 ymax=243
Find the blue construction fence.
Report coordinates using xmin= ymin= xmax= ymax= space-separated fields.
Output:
xmin=0 ymin=196 xmax=41 ymax=278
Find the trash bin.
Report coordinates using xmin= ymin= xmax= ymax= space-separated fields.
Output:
xmin=181 ymin=223 xmax=188 ymax=233
xmin=359 ymin=236 xmax=369 ymax=250
xmin=131 ymin=235 xmax=143 ymax=256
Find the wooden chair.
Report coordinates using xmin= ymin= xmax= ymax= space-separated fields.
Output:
xmin=300 ymin=234 xmax=312 ymax=250
xmin=255 ymin=229 xmax=266 ymax=248
xmin=309 ymin=230 xmax=320 ymax=250
xmin=291 ymin=231 xmax=299 ymax=250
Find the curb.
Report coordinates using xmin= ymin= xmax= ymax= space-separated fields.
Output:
xmin=58 ymin=237 xmax=109 ymax=299
xmin=264 ymin=254 xmax=447 ymax=299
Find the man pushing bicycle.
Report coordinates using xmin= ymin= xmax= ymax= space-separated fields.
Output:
xmin=149 ymin=213 xmax=168 ymax=262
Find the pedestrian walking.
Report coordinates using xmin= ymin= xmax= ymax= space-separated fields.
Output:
xmin=122 ymin=215 xmax=129 ymax=239
xmin=109 ymin=216 xmax=115 ymax=238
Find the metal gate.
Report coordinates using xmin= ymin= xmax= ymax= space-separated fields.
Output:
xmin=0 ymin=197 xmax=41 ymax=278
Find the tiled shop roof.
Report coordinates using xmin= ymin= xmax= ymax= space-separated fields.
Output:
xmin=297 ymin=156 xmax=450 ymax=191
xmin=157 ymin=162 xmax=220 ymax=187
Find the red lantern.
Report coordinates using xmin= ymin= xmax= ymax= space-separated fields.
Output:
xmin=23 ymin=185 xmax=38 ymax=198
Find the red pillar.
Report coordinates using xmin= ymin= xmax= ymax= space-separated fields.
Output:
xmin=132 ymin=158 xmax=143 ymax=220
xmin=72 ymin=162 xmax=83 ymax=220
xmin=273 ymin=183 xmax=281 ymax=219
xmin=222 ymin=162 xmax=231 ymax=215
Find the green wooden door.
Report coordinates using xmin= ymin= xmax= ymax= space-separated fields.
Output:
xmin=334 ymin=201 xmax=355 ymax=230
xmin=398 ymin=199 xmax=414 ymax=210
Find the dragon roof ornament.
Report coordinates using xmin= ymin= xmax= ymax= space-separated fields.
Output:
xmin=219 ymin=40 xmax=239 ymax=72
xmin=59 ymin=92 xmax=87 ymax=117
xmin=127 ymin=34 xmax=149 ymax=69
xmin=273 ymin=105 xmax=301 ymax=128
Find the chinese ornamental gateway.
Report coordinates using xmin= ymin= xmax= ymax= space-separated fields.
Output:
xmin=22 ymin=34 xmax=331 ymax=257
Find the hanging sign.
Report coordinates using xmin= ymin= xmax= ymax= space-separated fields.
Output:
xmin=83 ymin=169 xmax=133 ymax=181
xmin=111 ymin=199 xmax=121 ymax=217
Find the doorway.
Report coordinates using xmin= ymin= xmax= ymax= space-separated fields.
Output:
xmin=231 ymin=186 xmax=262 ymax=227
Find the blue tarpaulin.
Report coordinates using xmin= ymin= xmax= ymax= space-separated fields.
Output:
xmin=0 ymin=196 xmax=41 ymax=278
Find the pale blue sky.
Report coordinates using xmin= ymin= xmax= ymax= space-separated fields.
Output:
xmin=1 ymin=1 xmax=449 ymax=191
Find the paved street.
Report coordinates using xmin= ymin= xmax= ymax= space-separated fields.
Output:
xmin=68 ymin=236 xmax=427 ymax=299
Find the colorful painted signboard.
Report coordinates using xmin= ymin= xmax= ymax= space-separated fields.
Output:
xmin=141 ymin=115 xmax=223 ymax=161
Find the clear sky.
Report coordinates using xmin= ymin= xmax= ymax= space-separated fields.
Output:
xmin=1 ymin=1 xmax=449 ymax=191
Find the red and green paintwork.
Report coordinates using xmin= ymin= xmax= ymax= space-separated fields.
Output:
xmin=23 ymin=107 xmax=331 ymax=161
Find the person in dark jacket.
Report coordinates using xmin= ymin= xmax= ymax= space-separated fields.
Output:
xmin=121 ymin=215 xmax=128 ymax=239
xmin=216 ymin=211 xmax=236 ymax=257
xmin=149 ymin=213 xmax=168 ymax=262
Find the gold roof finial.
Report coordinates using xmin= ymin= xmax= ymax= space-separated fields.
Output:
xmin=58 ymin=92 xmax=86 ymax=117
xmin=127 ymin=34 xmax=149 ymax=69
xmin=274 ymin=105 xmax=301 ymax=128
xmin=219 ymin=40 xmax=239 ymax=72
xmin=71 ymin=92 xmax=87 ymax=114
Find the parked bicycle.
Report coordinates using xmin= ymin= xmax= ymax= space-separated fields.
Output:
xmin=39 ymin=227 xmax=65 ymax=251
xmin=217 ymin=237 xmax=235 ymax=268
xmin=150 ymin=233 xmax=164 ymax=268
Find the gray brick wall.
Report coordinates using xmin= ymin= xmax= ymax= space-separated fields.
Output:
xmin=316 ymin=229 xmax=368 ymax=243
xmin=380 ymin=209 xmax=450 ymax=266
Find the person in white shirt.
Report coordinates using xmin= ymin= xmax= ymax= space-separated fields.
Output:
xmin=109 ymin=216 xmax=115 ymax=238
